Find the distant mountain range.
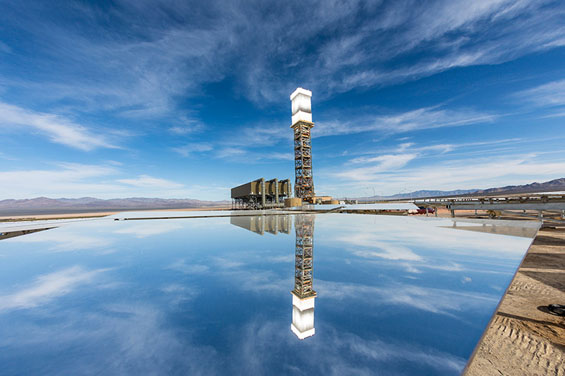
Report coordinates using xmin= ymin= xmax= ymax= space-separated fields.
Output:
xmin=0 ymin=197 xmax=230 ymax=216
xmin=357 ymin=178 xmax=565 ymax=200
xmin=358 ymin=189 xmax=477 ymax=200
xmin=473 ymin=178 xmax=565 ymax=195
xmin=2 ymin=178 xmax=564 ymax=215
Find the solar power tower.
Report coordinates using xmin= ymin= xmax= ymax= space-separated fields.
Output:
xmin=291 ymin=214 xmax=316 ymax=339
xmin=290 ymin=88 xmax=315 ymax=201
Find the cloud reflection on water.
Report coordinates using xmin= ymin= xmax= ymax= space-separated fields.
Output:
xmin=0 ymin=212 xmax=538 ymax=375
xmin=0 ymin=266 xmax=107 ymax=312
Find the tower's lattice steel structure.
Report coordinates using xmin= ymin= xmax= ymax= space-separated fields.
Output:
xmin=290 ymin=88 xmax=315 ymax=201
xmin=292 ymin=214 xmax=316 ymax=299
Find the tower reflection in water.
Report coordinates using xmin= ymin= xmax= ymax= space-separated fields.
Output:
xmin=229 ymin=214 xmax=316 ymax=340
xmin=291 ymin=214 xmax=316 ymax=339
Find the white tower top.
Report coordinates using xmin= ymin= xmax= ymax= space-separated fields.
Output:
xmin=290 ymin=87 xmax=312 ymax=126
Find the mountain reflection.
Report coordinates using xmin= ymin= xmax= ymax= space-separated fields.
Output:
xmin=229 ymin=214 xmax=317 ymax=340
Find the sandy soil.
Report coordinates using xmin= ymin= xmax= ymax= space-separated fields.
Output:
xmin=464 ymin=226 xmax=565 ymax=376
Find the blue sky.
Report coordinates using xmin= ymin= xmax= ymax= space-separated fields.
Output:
xmin=0 ymin=0 xmax=564 ymax=200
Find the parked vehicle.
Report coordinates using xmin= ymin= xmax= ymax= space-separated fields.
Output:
xmin=413 ymin=207 xmax=435 ymax=215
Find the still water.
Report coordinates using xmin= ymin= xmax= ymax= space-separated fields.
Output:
xmin=0 ymin=213 xmax=537 ymax=375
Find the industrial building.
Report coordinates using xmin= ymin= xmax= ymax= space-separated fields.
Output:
xmin=231 ymin=178 xmax=291 ymax=209
xmin=230 ymin=88 xmax=336 ymax=209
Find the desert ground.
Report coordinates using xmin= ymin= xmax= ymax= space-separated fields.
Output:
xmin=465 ymin=225 xmax=565 ymax=375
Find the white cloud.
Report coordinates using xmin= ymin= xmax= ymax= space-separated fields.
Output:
xmin=267 ymin=152 xmax=294 ymax=161
xmin=168 ymin=116 xmax=205 ymax=135
xmin=114 ymin=222 xmax=183 ymax=238
xmin=0 ymin=163 xmax=225 ymax=199
xmin=167 ymin=259 xmax=210 ymax=274
xmin=10 ymin=228 xmax=113 ymax=252
xmin=542 ymin=110 xmax=565 ymax=119
xmin=117 ymin=175 xmax=184 ymax=189
xmin=233 ymin=320 xmax=466 ymax=374
xmin=169 ymin=126 xmax=193 ymax=135
xmin=0 ymin=266 xmax=106 ymax=312
xmin=0 ymin=101 xmax=116 ymax=151
xmin=4 ymin=0 xmax=562 ymax=111
xmin=223 ymin=123 xmax=292 ymax=148
xmin=160 ymin=284 xmax=200 ymax=305
xmin=342 ymin=138 xmax=524 ymax=170
xmin=171 ymin=143 xmax=213 ymax=157
xmin=350 ymin=153 xmax=417 ymax=166
xmin=515 ymin=79 xmax=565 ymax=108
xmin=0 ymin=151 xmax=17 ymax=161
xmin=316 ymin=213 xmax=534 ymax=285
xmin=0 ymin=40 xmax=11 ymax=54
xmin=0 ymin=163 xmax=120 ymax=198
xmin=325 ymin=151 xmax=565 ymax=194
xmin=334 ymin=154 xmax=418 ymax=181
xmin=352 ymin=245 xmax=422 ymax=261
xmin=0 ymin=303 xmax=220 ymax=374
xmin=213 ymin=145 xmax=293 ymax=162
xmin=242 ymin=0 xmax=565 ymax=102
xmin=169 ymin=123 xmax=292 ymax=161
xmin=215 ymin=147 xmax=247 ymax=159
xmin=213 ymin=257 xmax=244 ymax=269
xmin=315 ymin=107 xmax=497 ymax=137
xmin=329 ymin=138 xmax=529 ymax=184
xmin=393 ymin=156 xmax=564 ymax=190
xmin=316 ymin=279 xmax=496 ymax=316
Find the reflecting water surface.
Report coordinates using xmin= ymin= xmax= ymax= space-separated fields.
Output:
xmin=0 ymin=213 xmax=537 ymax=375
